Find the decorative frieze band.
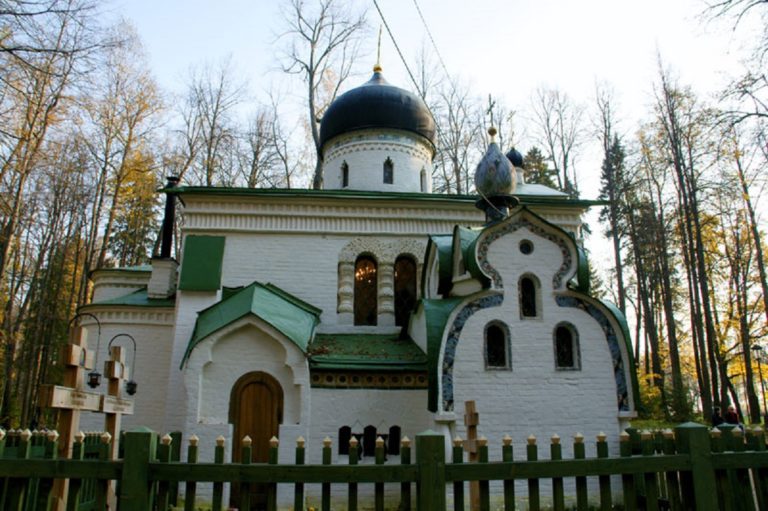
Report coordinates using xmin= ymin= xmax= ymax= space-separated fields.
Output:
xmin=310 ymin=371 xmax=428 ymax=389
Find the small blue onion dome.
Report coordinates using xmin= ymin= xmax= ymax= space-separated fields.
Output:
xmin=474 ymin=127 xmax=515 ymax=197
xmin=506 ymin=147 xmax=524 ymax=168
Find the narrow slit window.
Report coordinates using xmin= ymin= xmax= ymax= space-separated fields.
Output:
xmin=520 ymin=276 xmax=538 ymax=318
xmin=383 ymin=157 xmax=394 ymax=184
xmin=342 ymin=161 xmax=349 ymax=187
xmin=420 ymin=167 xmax=427 ymax=192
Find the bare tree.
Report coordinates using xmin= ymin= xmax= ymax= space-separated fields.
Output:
xmin=594 ymin=84 xmax=628 ymax=315
xmin=278 ymin=0 xmax=366 ymax=190
xmin=185 ymin=58 xmax=246 ymax=186
xmin=432 ymin=77 xmax=481 ymax=194
xmin=239 ymin=106 xmax=280 ymax=188
xmin=0 ymin=0 xmax=104 ymax=422
xmin=530 ymin=86 xmax=584 ymax=195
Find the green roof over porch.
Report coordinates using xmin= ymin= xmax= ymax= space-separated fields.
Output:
xmin=308 ymin=333 xmax=427 ymax=371
xmin=181 ymin=281 xmax=321 ymax=367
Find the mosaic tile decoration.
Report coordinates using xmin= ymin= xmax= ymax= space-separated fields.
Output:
xmin=556 ymin=295 xmax=630 ymax=411
xmin=441 ymin=293 xmax=504 ymax=411
xmin=476 ymin=217 xmax=573 ymax=290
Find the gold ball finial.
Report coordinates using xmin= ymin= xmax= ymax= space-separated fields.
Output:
xmin=373 ymin=63 xmax=383 ymax=73
xmin=488 ymin=126 xmax=498 ymax=138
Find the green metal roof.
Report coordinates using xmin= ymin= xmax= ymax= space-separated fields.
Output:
xmin=420 ymin=297 xmax=466 ymax=412
xmin=181 ymin=281 xmax=321 ymax=367
xmin=178 ymin=235 xmax=225 ymax=291
xmin=426 ymin=235 xmax=454 ymax=296
xmin=308 ymin=333 xmax=427 ymax=371
xmin=85 ymin=288 xmax=175 ymax=308
xmin=598 ymin=297 xmax=640 ymax=410
xmin=164 ymin=185 xmax=601 ymax=207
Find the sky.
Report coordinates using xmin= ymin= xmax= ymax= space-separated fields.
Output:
xmin=107 ymin=0 xmax=758 ymax=277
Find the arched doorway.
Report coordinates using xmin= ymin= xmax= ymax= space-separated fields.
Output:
xmin=229 ymin=371 xmax=284 ymax=508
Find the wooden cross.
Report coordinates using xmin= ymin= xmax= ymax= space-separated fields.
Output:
xmin=38 ymin=324 xmax=100 ymax=458
xmin=39 ymin=323 xmax=100 ymax=510
xmin=40 ymin=326 xmax=136 ymax=510
xmin=102 ymin=345 xmax=135 ymax=459
xmin=463 ymin=400 xmax=480 ymax=511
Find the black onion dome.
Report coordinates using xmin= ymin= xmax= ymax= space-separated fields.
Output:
xmin=506 ymin=147 xmax=524 ymax=168
xmin=319 ymin=71 xmax=436 ymax=150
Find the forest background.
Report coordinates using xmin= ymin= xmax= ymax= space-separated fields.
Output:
xmin=0 ymin=0 xmax=766 ymax=428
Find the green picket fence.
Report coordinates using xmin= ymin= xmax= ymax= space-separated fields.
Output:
xmin=1 ymin=422 xmax=767 ymax=511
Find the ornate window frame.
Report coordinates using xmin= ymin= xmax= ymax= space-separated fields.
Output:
xmin=338 ymin=238 xmax=426 ymax=326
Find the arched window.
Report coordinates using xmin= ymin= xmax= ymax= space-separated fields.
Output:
xmin=420 ymin=167 xmax=427 ymax=192
xmin=554 ymin=323 xmax=580 ymax=370
xmin=394 ymin=255 xmax=417 ymax=327
xmin=519 ymin=275 xmax=539 ymax=318
xmin=342 ymin=161 xmax=349 ymax=187
xmin=338 ymin=425 xmax=352 ymax=455
xmin=383 ymin=157 xmax=394 ymax=184
xmin=485 ymin=321 xmax=510 ymax=369
xmin=363 ymin=424 xmax=377 ymax=457
xmin=354 ymin=255 xmax=378 ymax=325
xmin=388 ymin=425 xmax=401 ymax=455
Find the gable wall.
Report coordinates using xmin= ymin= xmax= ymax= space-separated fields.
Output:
xmin=447 ymin=225 xmax=622 ymax=457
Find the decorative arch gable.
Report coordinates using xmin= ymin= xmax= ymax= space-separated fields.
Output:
xmin=474 ymin=208 xmax=577 ymax=291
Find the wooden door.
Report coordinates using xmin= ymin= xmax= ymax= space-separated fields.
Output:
xmin=229 ymin=372 xmax=283 ymax=509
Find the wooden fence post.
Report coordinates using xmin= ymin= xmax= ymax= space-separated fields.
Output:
xmin=452 ymin=436 xmax=464 ymax=511
xmin=573 ymin=433 xmax=587 ymax=511
xmin=375 ymin=436 xmax=385 ymax=511
xmin=212 ymin=435 xmax=225 ymax=511
xmin=401 ymin=436 xmax=412 ymax=511
xmin=550 ymin=435 xmax=564 ymax=511
xmin=526 ymin=435 xmax=539 ymax=511
xmin=416 ymin=430 xmax=446 ymax=511
xmin=674 ymin=422 xmax=718 ymax=511
xmin=295 ymin=436 xmax=305 ymax=511
xmin=619 ymin=431 xmax=636 ymax=511
xmin=184 ymin=435 xmax=199 ymax=511
xmin=501 ymin=435 xmax=514 ymax=511
xmin=119 ymin=427 xmax=157 ymax=511
xmin=267 ymin=436 xmax=279 ymax=511
xmin=477 ymin=436 xmax=489 ymax=511
xmin=348 ymin=436 xmax=358 ymax=511
xmin=322 ymin=436 xmax=332 ymax=511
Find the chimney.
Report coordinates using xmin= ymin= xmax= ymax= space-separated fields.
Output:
xmin=148 ymin=176 xmax=180 ymax=299
xmin=160 ymin=176 xmax=180 ymax=258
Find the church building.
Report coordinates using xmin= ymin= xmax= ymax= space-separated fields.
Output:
xmin=79 ymin=64 xmax=638 ymax=490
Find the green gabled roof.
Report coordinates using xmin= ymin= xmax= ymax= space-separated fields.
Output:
xmin=86 ymin=288 xmax=175 ymax=308
xmin=571 ymin=245 xmax=591 ymax=294
xmin=458 ymin=227 xmax=488 ymax=285
xmin=181 ymin=282 xmax=321 ymax=367
xmin=426 ymin=234 xmax=454 ymax=296
xmin=420 ymin=297 xmax=466 ymax=412
xmin=308 ymin=333 xmax=427 ymax=371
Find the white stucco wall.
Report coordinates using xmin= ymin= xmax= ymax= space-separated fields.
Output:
xmin=323 ymin=130 xmax=434 ymax=193
xmin=78 ymin=308 xmax=174 ymax=433
xmin=443 ymin=224 xmax=625 ymax=460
